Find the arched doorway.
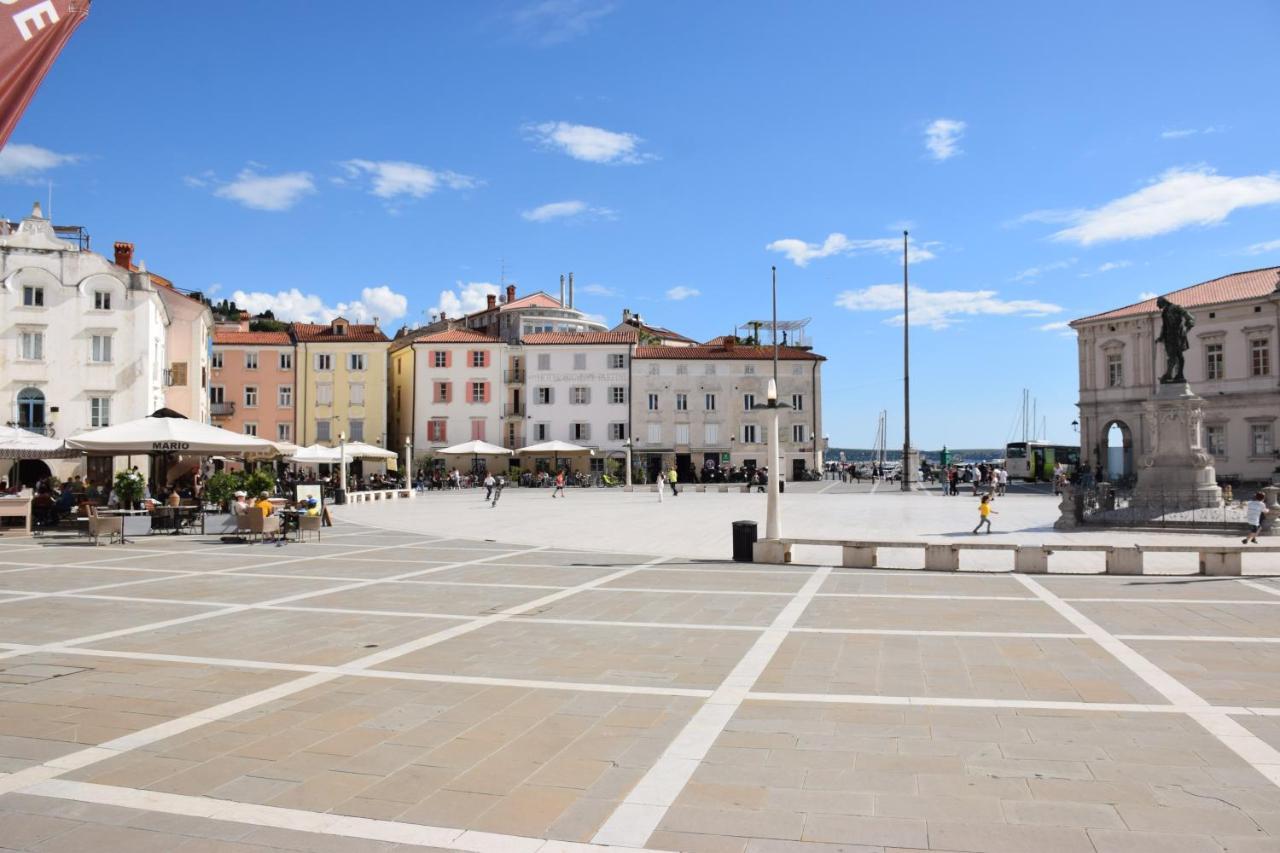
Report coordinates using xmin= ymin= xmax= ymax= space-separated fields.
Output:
xmin=15 ymin=387 xmax=46 ymax=432
xmin=15 ymin=459 xmax=50 ymax=488
xmin=1104 ymin=420 xmax=1134 ymax=484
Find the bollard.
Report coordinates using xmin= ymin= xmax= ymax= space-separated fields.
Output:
xmin=1014 ymin=546 xmax=1050 ymax=574
xmin=924 ymin=544 xmax=958 ymax=572
xmin=1201 ymin=549 xmax=1243 ymax=576
xmin=842 ymin=545 xmax=877 ymax=568
xmin=1106 ymin=546 xmax=1143 ymax=575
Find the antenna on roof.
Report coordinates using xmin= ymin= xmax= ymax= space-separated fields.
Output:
xmin=500 ymin=256 xmax=506 ymax=287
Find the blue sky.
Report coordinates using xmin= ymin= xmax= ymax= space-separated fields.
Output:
xmin=5 ymin=1 xmax=1280 ymax=447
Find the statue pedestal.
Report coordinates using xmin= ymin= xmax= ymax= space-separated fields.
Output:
xmin=1133 ymin=383 xmax=1222 ymax=509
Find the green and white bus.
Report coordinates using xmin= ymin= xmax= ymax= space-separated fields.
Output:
xmin=1004 ymin=441 xmax=1079 ymax=481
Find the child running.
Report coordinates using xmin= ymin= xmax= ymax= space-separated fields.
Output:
xmin=1244 ymin=491 xmax=1269 ymax=544
xmin=551 ymin=470 xmax=566 ymax=499
xmin=972 ymin=494 xmax=997 ymax=534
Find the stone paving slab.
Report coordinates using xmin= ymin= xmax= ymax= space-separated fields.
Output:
xmin=0 ymin=653 xmax=291 ymax=773
xmin=0 ymin=566 xmax=187 ymax=594
xmin=755 ymin=634 xmax=1168 ymax=703
xmin=1073 ymin=600 xmax=1280 ymax=638
xmin=373 ymin=620 xmax=759 ymax=690
xmin=294 ymin=581 xmax=551 ymax=617
xmin=521 ymin=589 xmax=788 ymax=627
xmin=797 ymin=597 xmax=1076 ymax=634
xmin=1038 ymin=575 xmax=1280 ymax=601
xmin=820 ymin=572 xmax=1035 ymax=598
xmin=82 ymin=610 xmax=462 ymax=667
xmin=602 ymin=569 xmax=808 ymax=594
xmin=1127 ymin=640 xmax=1280 ymax=707
xmin=0 ymin=597 xmax=220 ymax=645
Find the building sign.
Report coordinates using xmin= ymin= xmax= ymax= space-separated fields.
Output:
xmin=0 ymin=1 xmax=90 ymax=150
xmin=720 ymin=452 xmax=730 ymax=463
xmin=151 ymin=441 xmax=190 ymax=451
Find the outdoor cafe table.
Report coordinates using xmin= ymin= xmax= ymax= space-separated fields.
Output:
xmin=152 ymin=505 xmax=203 ymax=535
xmin=277 ymin=508 xmax=303 ymax=540
xmin=97 ymin=509 xmax=152 ymax=542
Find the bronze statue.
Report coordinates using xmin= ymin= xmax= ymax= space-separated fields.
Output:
xmin=1155 ymin=296 xmax=1194 ymax=384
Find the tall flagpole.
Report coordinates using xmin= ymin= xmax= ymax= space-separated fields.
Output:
xmin=901 ymin=230 xmax=912 ymax=492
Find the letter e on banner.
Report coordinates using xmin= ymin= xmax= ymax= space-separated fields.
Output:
xmin=0 ymin=0 xmax=90 ymax=149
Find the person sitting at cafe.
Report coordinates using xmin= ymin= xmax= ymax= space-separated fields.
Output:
xmin=304 ymin=497 xmax=320 ymax=517
xmin=32 ymin=488 xmax=57 ymax=526
xmin=231 ymin=490 xmax=250 ymax=516
xmin=55 ymin=483 xmax=76 ymax=517
xmin=254 ymin=492 xmax=274 ymax=517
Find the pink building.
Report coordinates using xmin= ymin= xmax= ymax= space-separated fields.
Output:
xmin=210 ymin=321 xmax=297 ymax=443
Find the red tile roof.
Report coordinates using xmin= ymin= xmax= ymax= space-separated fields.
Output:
xmin=499 ymin=292 xmax=563 ymax=311
xmin=634 ymin=344 xmax=824 ymax=361
xmin=1074 ymin=266 xmax=1280 ymax=324
xmin=213 ymin=330 xmax=292 ymax=346
xmin=291 ymin=322 xmax=388 ymax=343
xmin=523 ymin=331 xmax=636 ymax=345
xmin=608 ymin=322 xmax=698 ymax=343
xmin=410 ymin=329 xmax=501 ymax=344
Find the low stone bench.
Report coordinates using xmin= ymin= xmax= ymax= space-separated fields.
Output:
xmin=753 ymin=537 xmax=1280 ymax=576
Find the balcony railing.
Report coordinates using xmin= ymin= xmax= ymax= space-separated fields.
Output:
xmin=210 ymin=401 xmax=235 ymax=417
xmin=505 ymin=369 xmax=525 ymax=383
xmin=503 ymin=403 xmax=526 ymax=418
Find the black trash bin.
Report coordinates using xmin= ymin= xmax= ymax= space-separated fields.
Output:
xmin=732 ymin=520 xmax=757 ymax=562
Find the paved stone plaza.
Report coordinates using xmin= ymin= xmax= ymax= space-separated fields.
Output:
xmin=0 ymin=499 xmax=1278 ymax=852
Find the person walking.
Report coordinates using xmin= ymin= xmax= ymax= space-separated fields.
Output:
xmin=667 ymin=466 xmax=679 ymax=497
xmin=972 ymin=494 xmax=997 ymax=534
xmin=491 ymin=475 xmax=505 ymax=508
xmin=483 ymin=472 xmax=495 ymax=502
xmin=1244 ymin=491 xmax=1269 ymax=544
xmin=997 ymin=466 xmax=1008 ymax=496
xmin=552 ymin=469 xmax=566 ymax=499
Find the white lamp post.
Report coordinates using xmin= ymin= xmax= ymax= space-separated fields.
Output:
xmin=623 ymin=437 xmax=634 ymax=491
xmin=765 ymin=379 xmax=782 ymax=539
xmin=404 ymin=435 xmax=413 ymax=486
xmin=338 ymin=431 xmax=348 ymax=504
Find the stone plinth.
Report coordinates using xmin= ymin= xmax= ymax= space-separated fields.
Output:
xmin=1133 ymin=382 xmax=1222 ymax=510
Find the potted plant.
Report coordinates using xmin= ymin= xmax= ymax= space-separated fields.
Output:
xmin=201 ymin=470 xmax=243 ymax=535
xmin=111 ymin=468 xmax=152 ymax=536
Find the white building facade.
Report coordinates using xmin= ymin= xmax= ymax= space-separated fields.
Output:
xmin=630 ymin=341 xmax=825 ymax=482
xmin=1072 ymin=267 xmax=1280 ymax=484
xmin=522 ymin=331 xmax=634 ymax=471
xmin=0 ymin=206 xmax=169 ymax=483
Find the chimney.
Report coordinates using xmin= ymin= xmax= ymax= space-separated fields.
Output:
xmin=114 ymin=241 xmax=135 ymax=270
xmin=559 ymin=274 xmax=566 ymax=307
xmin=506 ymin=284 xmax=516 ymax=304
xmin=487 ymin=293 xmax=497 ymax=310
xmin=723 ymin=335 xmax=735 ymax=351
xmin=622 ymin=308 xmax=631 ymax=324
xmin=568 ymin=272 xmax=574 ymax=309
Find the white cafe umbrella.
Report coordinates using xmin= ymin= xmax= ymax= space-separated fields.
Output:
xmin=515 ymin=440 xmax=593 ymax=469
xmin=0 ymin=425 xmax=78 ymax=459
xmin=342 ymin=442 xmax=397 ymax=460
xmin=287 ymin=444 xmax=343 ymax=464
xmin=66 ymin=411 xmax=273 ymax=455
xmin=438 ymin=439 xmax=512 ymax=471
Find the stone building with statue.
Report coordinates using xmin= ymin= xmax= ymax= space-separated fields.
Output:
xmin=1070 ymin=266 xmax=1280 ymax=487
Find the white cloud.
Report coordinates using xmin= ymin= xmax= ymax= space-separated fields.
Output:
xmin=834 ymin=284 xmax=1062 ymax=330
xmin=1039 ymin=320 xmax=1075 ymax=338
xmin=339 ymin=159 xmax=477 ymax=200
xmin=1012 ymin=259 xmax=1076 ymax=281
xmin=1244 ymin=238 xmax=1280 ymax=255
xmin=432 ymin=282 xmax=501 ymax=320
xmin=526 ymin=121 xmax=649 ymax=164
xmin=520 ymin=199 xmax=615 ymax=222
xmin=1036 ymin=167 xmax=1280 ymax=245
xmin=230 ymin=285 xmax=408 ymax=324
xmin=1077 ymin=260 xmax=1133 ymax=278
xmin=1160 ymin=126 xmax=1225 ymax=139
xmin=666 ymin=286 xmax=700 ymax=301
xmin=213 ymin=169 xmax=316 ymax=211
xmin=510 ymin=0 xmax=618 ymax=45
xmin=1138 ymin=291 xmax=1158 ymax=301
xmin=580 ymin=283 xmax=616 ymax=296
xmin=767 ymin=232 xmax=938 ymax=267
xmin=0 ymin=143 xmax=79 ymax=180
xmin=924 ymin=119 xmax=965 ymax=161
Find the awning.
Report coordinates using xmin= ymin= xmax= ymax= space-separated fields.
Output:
xmin=65 ymin=413 xmax=274 ymax=455
xmin=0 ymin=425 xmax=78 ymax=459
xmin=438 ymin=440 xmax=513 ymax=457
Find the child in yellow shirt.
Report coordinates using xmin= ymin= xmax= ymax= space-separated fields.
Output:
xmin=972 ymin=494 xmax=997 ymax=534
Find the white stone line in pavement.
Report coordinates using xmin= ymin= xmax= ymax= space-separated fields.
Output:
xmin=591 ymin=565 xmax=832 ymax=848
xmin=0 ymin=553 xmax=670 ymax=799
xmin=743 ymin=691 xmax=1252 ymax=715
xmin=598 ymin=586 xmax=794 ymax=597
xmin=1114 ymin=634 xmax=1280 ymax=644
xmin=1015 ymin=574 xmax=1280 ymax=789
xmin=1062 ymin=596 xmax=1280 ymax=605
xmin=1240 ymin=579 xmax=1280 ymax=598
xmin=817 ymin=592 xmax=1036 ymax=601
xmin=23 ymin=780 xmax=680 ymax=853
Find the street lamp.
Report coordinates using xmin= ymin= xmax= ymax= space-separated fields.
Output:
xmin=404 ymin=435 xmax=413 ymax=485
xmin=623 ymin=437 xmax=634 ymax=491
xmin=1071 ymin=420 xmax=1079 ymax=434
xmin=336 ymin=431 xmax=347 ymax=505
xmin=752 ymin=379 xmax=792 ymax=543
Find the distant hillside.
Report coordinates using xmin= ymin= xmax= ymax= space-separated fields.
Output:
xmin=824 ymin=448 xmax=1005 ymax=464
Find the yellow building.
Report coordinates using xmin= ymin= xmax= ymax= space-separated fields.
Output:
xmin=291 ymin=317 xmax=390 ymax=448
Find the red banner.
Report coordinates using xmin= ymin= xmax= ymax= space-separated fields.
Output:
xmin=0 ymin=1 xmax=90 ymax=151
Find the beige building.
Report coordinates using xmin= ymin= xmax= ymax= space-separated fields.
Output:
xmin=292 ymin=318 xmax=389 ymax=448
xmin=1071 ymin=266 xmax=1280 ymax=483
xmin=630 ymin=339 xmax=825 ymax=482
